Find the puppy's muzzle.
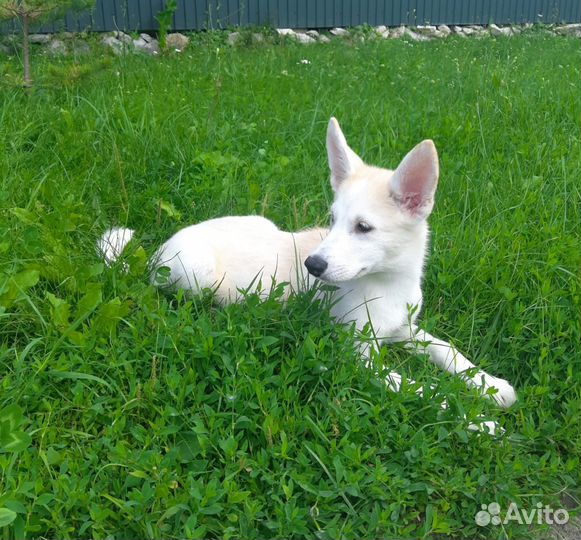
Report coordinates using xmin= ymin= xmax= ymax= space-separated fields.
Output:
xmin=304 ymin=255 xmax=328 ymax=277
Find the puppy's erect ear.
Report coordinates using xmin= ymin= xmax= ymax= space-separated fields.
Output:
xmin=327 ymin=117 xmax=363 ymax=191
xmin=390 ymin=140 xmax=439 ymax=220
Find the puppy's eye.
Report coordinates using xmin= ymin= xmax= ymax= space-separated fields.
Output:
xmin=356 ymin=221 xmax=373 ymax=233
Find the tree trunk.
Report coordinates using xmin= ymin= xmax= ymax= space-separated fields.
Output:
xmin=21 ymin=10 xmax=32 ymax=90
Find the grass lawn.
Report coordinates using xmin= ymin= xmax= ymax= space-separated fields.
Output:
xmin=0 ymin=29 xmax=579 ymax=539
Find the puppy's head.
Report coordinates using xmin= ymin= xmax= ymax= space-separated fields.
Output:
xmin=305 ymin=117 xmax=439 ymax=283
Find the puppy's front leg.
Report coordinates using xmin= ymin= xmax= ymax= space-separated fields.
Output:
xmin=361 ymin=339 xmax=502 ymax=435
xmin=359 ymin=341 xmax=404 ymax=392
xmin=405 ymin=326 xmax=517 ymax=408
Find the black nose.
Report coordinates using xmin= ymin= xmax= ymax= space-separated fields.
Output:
xmin=304 ymin=255 xmax=328 ymax=277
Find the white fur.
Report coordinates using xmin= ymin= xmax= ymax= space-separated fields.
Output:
xmin=97 ymin=227 xmax=134 ymax=266
xmin=152 ymin=216 xmax=326 ymax=302
xmin=98 ymin=117 xmax=517 ymax=431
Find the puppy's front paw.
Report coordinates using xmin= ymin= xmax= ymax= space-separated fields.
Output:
xmin=485 ymin=376 xmax=517 ymax=408
xmin=467 ymin=418 xmax=504 ymax=436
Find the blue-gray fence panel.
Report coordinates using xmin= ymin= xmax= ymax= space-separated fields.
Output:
xmin=2 ymin=0 xmax=580 ymax=34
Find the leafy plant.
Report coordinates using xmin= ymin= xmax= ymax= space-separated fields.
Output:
xmin=0 ymin=404 xmax=31 ymax=453
xmin=155 ymin=0 xmax=177 ymax=50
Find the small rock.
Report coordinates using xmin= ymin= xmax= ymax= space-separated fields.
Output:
xmin=102 ymin=35 xmax=125 ymax=55
xmin=71 ymin=40 xmax=91 ymax=55
xmin=294 ymin=32 xmax=316 ymax=44
xmin=437 ymin=24 xmax=452 ymax=36
xmin=416 ymin=25 xmax=444 ymax=38
xmin=404 ymin=28 xmax=430 ymax=41
xmin=277 ymin=28 xmax=295 ymax=37
xmin=452 ymin=26 xmax=468 ymax=37
xmin=133 ymin=35 xmax=160 ymax=55
xmin=113 ymin=31 xmax=133 ymax=45
xmin=46 ymin=39 xmax=67 ymax=56
xmin=227 ymin=32 xmax=241 ymax=45
xmin=388 ymin=26 xmax=405 ymax=39
xmin=379 ymin=29 xmax=390 ymax=39
xmin=318 ymin=34 xmax=331 ymax=43
xmin=489 ymin=24 xmax=512 ymax=37
xmin=306 ymin=30 xmax=319 ymax=38
xmin=252 ymin=33 xmax=264 ymax=43
xmin=29 ymin=34 xmax=51 ymax=44
xmin=466 ymin=25 xmax=487 ymax=37
xmin=375 ymin=25 xmax=387 ymax=34
xmin=555 ymin=23 xmax=581 ymax=36
xmin=330 ymin=27 xmax=349 ymax=37
xmin=166 ymin=32 xmax=190 ymax=50
xmin=416 ymin=25 xmax=437 ymax=33
xmin=62 ymin=31 xmax=75 ymax=39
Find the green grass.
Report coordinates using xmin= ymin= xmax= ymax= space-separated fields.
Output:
xmin=0 ymin=29 xmax=580 ymax=539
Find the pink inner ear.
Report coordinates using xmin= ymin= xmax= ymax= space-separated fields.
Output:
xmin=327 ymin=119 xmax=363 ymax=190
xmin=396 ymin=189 xmax=426 ymax=214
xmin=402 ymin=166 xmax=433 ymax=200
xmin=392 ymin=143 xmax=438 ymax=218
xmin=328 ymin=138 xmax=350 ymax=181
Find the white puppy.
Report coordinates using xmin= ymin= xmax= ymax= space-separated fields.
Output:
xmin=99 ymin=118 xmax=517 ymax=419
